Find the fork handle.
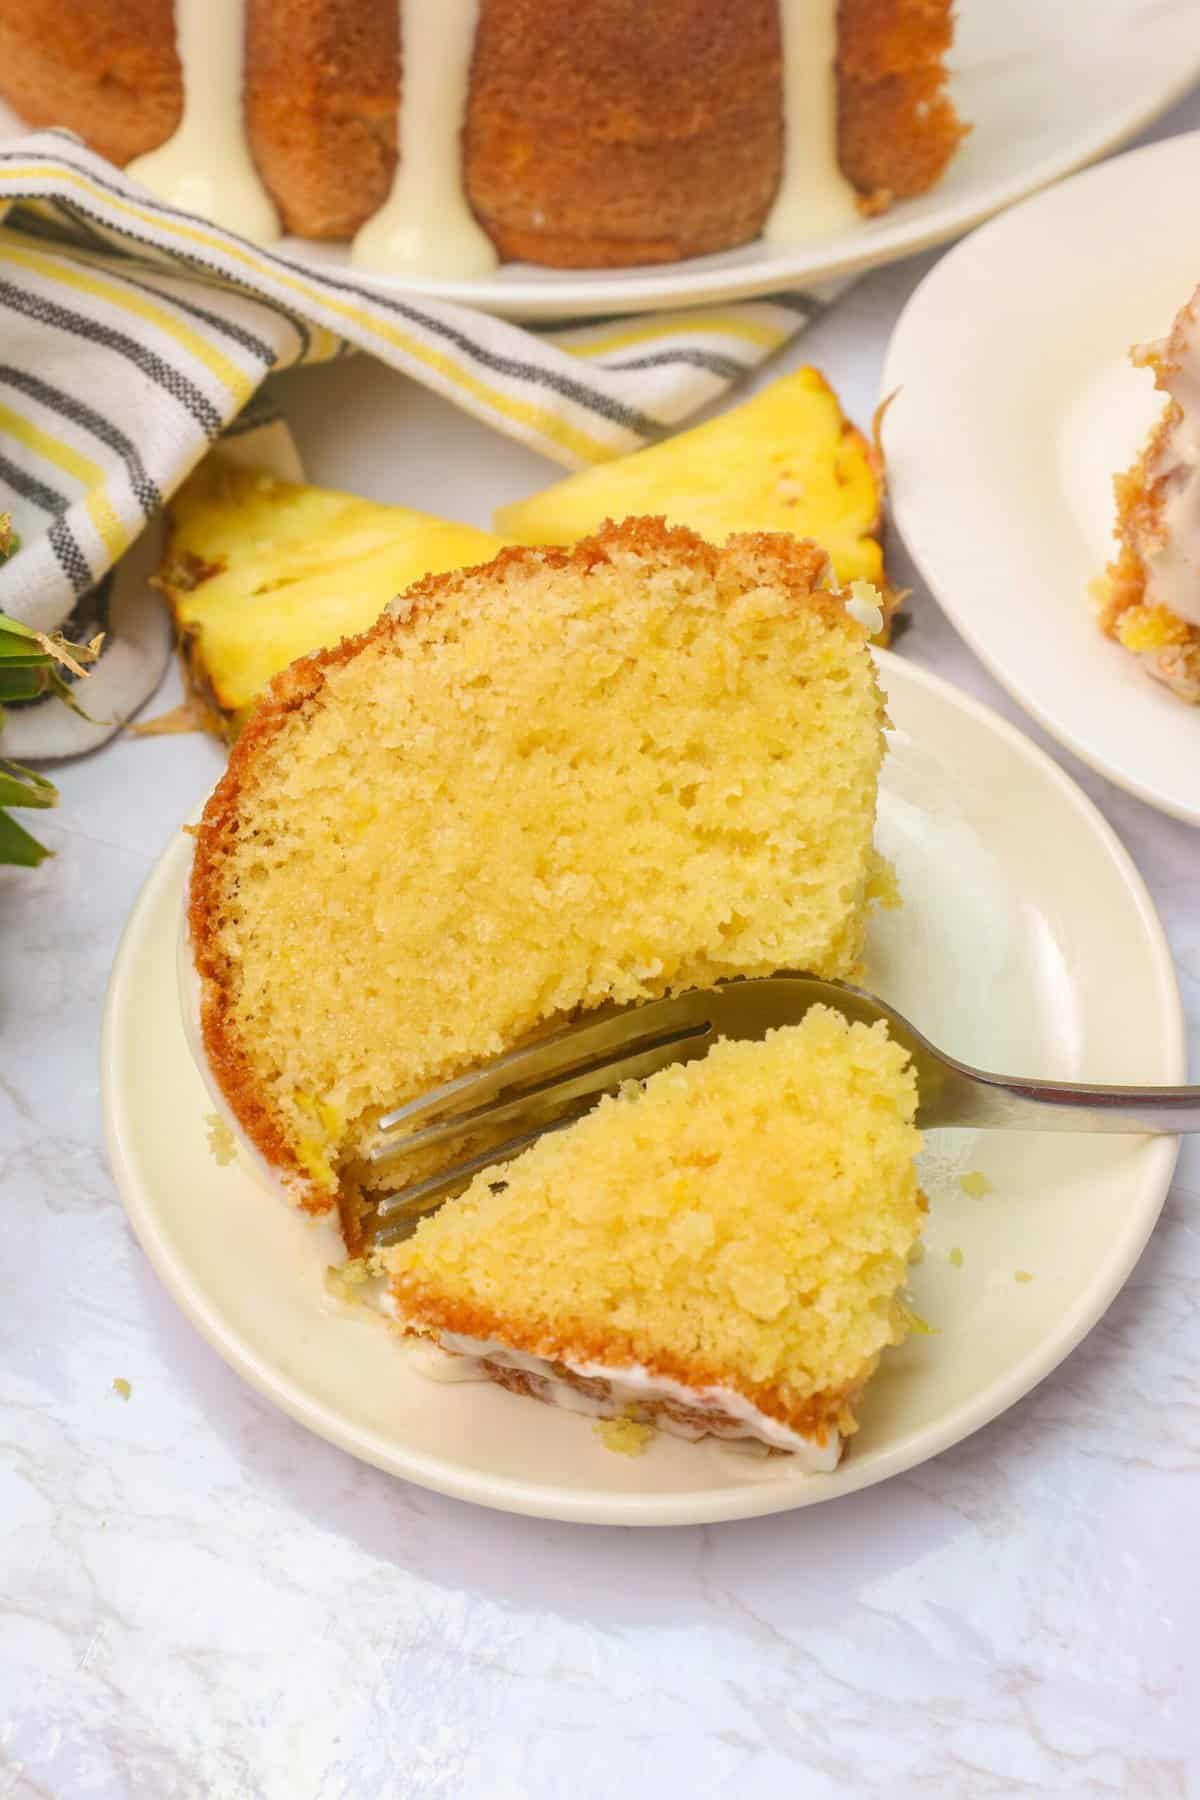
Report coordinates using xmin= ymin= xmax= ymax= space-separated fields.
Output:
xmin=928 ymin=1073 xmax=1200 ymax=1134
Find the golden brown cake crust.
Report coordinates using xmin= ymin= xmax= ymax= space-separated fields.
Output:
xmin=244 ymin=0 xmax=400 ymax=240
xmin=0 ymin=0 xmax=965 ymax=266
xmin=188 ymin=517 xmax=848 ymax=1215
xmin=0 ymin=0 xmax=181 ymax=167
xmin=389 ymin=1285 xmax=858 ymax=1444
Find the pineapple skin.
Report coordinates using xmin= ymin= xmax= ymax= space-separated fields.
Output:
xmin=157 ymin=458 xmax=507 ymax=738
xmin=494 ymin=368 xmax=892 ymax=620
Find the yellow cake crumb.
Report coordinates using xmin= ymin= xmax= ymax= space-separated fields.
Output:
xmin=908 ymin=1240 xmax=926 ymax=1266
xmin=959 ymin=1170 xmax=991 ymax=1198
xmin=324 ymin=1259 xmax=372 ymax=1307
xmin=1014 ymin=1270 xmax=1034 ymax=1284
xmin=595 ymin=1417 xmax=655 ymax=1457
xmin=205 ymin=1113 xmax=237 ymax=1167
xmin=1115 ymin=603 xmax=1190 ymax=654
xmin=112 ymin=1378 xmax=131 ymax=1401
xmin=866 ymin=851 xmax=903 ymax=911
xmin=948 ymin=1247 xmax=964 ymax=1268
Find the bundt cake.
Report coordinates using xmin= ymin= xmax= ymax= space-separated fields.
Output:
xmin=1096 ymin=282 xmax=1200 ymax=704
xmin=383 ymin=1008 xmax=924 ymax=1462
xmin=187 ymin=517 xmax=888 ymax=1247
xmin=0 ymin=0 xmax=967 ymax=274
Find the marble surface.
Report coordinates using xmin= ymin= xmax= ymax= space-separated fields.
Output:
xmin=4 ymin=88 xmax=1200 ymax=1800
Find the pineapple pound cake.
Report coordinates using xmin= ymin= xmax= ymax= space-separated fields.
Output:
xmin=189 ymin=518 xmax=888 ymax=1245
xmin=385 ymin=1008 xmax=923 ymax=1463
xmin=1097 ymin=282 xmax=1200 ymax=703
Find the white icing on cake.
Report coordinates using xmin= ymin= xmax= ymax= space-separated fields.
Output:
xmin=1138 ymin=287 xmax=1200 ymax=628
xmin=351 ymin=0 xmax=499 ymax=279
xmin=405 ymin=1328 xmax=841 ymax=1469
xmin=764 ymin=0 xmax=859 ymax=248
xmin=126 ymin=0 xmax=280 ymax=243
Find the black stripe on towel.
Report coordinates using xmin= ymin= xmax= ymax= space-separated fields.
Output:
xmin=0 ymin=146 xmax=663 ymax=437
xmin=0 ymin=366 xmax=161 ymax=518
xmin=0 ymin=277 xmax=228 ymax=438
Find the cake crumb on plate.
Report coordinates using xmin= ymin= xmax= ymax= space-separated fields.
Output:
xmin=595 ymin=1417 xmax=655 ymax=1457
xmin=205 ymin=1113 xmax=237 ymax=1166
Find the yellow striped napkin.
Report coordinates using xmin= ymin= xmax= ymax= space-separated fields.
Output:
xmin=0 ymin=128 xmax=844 ymax=755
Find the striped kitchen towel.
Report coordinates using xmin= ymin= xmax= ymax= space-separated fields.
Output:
xmin=0 ymin=128 xmax=846 ymax=756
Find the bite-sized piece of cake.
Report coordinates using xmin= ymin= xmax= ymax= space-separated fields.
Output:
xmin=385 ymin=1008 xmax=924 ymax=1460
xmin=495 ymin=368 xmax=897 ymax=635
xmin=189 ymin=519 xmax=887 ymax=1246
xmin=1097 ymin=284 xmax=1200 ymax=704
xmin=156 ymin=455 xmax=506 ymax=740
xmin=0 ymin=0 xmax=966 ymax=271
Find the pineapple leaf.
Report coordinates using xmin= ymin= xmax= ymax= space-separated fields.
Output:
xmin=0 ymin=615 xmax=39 ymax=644
xmin=0 ymin=606 xmax=103 ymax=722
xmin=0 ymin=807 xmax=53 ymax=867
xmin=0 ymin=760 xmax=57 ymax=810
xmin=0 ymin=514 xmax=71 ymax=867
xmin=0 ymin=670 xmax=43 ymax=703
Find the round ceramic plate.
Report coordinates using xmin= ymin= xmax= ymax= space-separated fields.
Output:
xmin=4 ymin=0 xmax=1199 ymax=319
xmin=882 ymin=129 xmax=1200 ymax=825
xmin=101 ymin=653 xmax=1183 ymax=1525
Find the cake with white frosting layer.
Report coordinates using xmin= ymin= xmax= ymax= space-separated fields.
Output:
xmin=1097 ymin=283 xmax=1200 ymax=703
xmin=384 ymin=1008 xmax=925 ymax=1460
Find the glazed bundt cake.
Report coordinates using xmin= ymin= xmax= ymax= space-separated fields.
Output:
xmin=0 ymin=0 xmax=967 ymax=273
xmin=188 ymin=518 xmax=888 ymax=1244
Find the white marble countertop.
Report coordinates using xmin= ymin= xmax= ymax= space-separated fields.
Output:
xmin=4 ymin=88 xmax=1200 ymax=1800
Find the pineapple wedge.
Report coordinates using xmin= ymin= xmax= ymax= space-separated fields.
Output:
xmin=495 ymin=368 xmax=892 ymax=617
xmin=157 ymin=458 xmax=507 ymax=738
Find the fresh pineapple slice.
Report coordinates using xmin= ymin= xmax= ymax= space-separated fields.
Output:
xmin=495 ymin=368 xmax=892 ymax=616
xmin=156 ymin=458 xmax=507 ymax=738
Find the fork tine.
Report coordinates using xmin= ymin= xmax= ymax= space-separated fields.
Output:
xmin=369 ymin=1107 xmax=592 ymax=1246
xmin=369 ymin=1019 xmax=711 ymax=1166
xmin=375 ymin=989 xmax=709 ymax=1138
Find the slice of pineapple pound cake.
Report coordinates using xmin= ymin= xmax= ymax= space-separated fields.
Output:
xmin=189 ymin=518 xmax=888 ymax=1248
xmin=385 ymin=1007 xmax=924 ymax=1463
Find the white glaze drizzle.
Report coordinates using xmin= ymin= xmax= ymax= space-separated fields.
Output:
xmin=126 ymin=0 xmax=280 ymax=243
xmin=410 ymin=1329 xmax=841 ymax=1469
xmin=124 ymin=0 xmax=858 ymax=273
xmin=351 ymin=0 xmax=498 ymax=279
xmin=764 ymin=0 xmax=860 ymax=247
xmin=1137 ymin=287 xmax=1200 ymax=628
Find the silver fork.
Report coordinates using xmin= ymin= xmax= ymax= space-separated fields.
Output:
xmin=365 ymin=976 xmax=1198 ymax=1247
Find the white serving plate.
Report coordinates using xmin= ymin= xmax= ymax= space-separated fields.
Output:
xmin=882 ymin=128 xmax=1200 ymax=825
xmin=3 ymin=0 xmax=1198 ymax=319
xmin=101 ymin=651 xmax=1183 ymax=1525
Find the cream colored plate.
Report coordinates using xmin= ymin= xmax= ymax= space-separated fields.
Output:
xmin=3 ymin=0 xmax=1197 ymax=318
xmin=101 ymin=653 xmax=1183 ymax=1525
xmin=883 ymin=129 xmax=1200 ymax=824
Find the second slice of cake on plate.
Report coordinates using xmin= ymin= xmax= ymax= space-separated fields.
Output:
xmin=1097 ymin=283 xmax=1200 ymax=703
xmin=189 ymin=517 xmax=923 ymax=1460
